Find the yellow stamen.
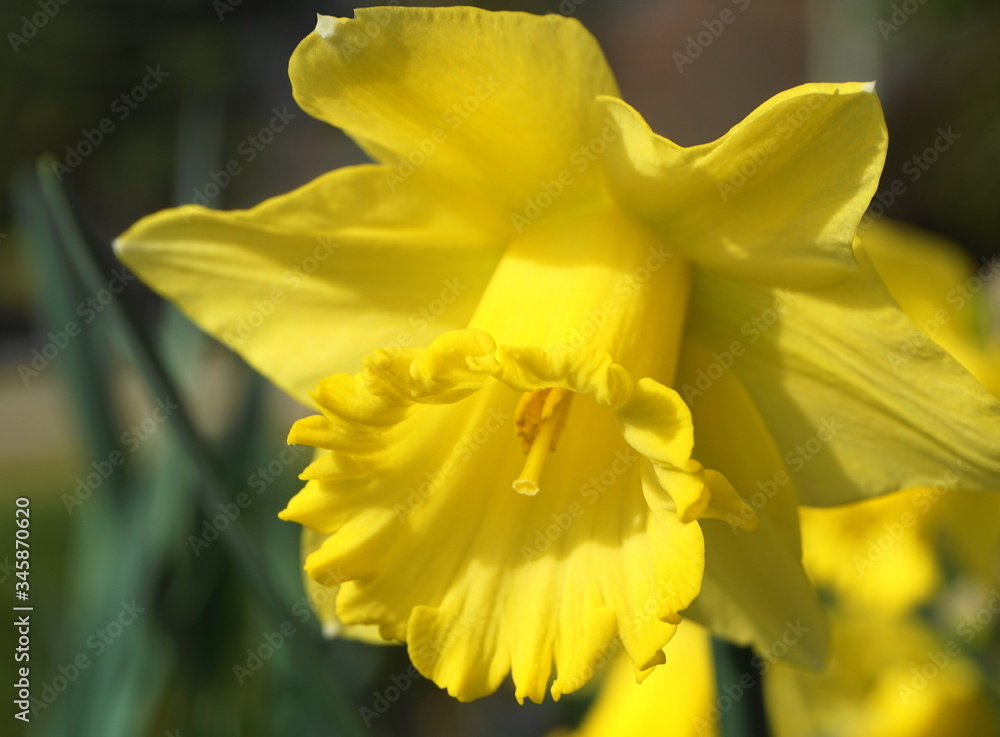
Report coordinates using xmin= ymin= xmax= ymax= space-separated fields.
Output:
xmin=512 ymin=388 xmax=573 ymax=495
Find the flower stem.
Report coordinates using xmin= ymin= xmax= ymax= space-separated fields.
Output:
xmin=711 ymin=637 xmax=772 ymax=737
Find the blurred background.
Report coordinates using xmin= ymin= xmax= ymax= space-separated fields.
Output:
xmin=2 ymin=1 xmax=999 ymax=736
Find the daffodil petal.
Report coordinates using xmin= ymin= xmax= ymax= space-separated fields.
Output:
xmin=298 ymin=527 xmax=386 ymax=643
xmin=115 ymin=166 xmax=505 ymax=403
xmin=558 ymin=622 xmax=716 ymax=737
xmin=685 ymin=245 xmax=1000 ymax=506
xmin=598 ymin=83 xmax=886 ymax=287
xmin=280 ymin=330 xmax=710 ymax=702
xmin=678 ymin=340 xmax=827 ymax=668
xmin=290 ymin=7 xmax=619 ymax=211
xmin=862 ymin=219 xmax=1000 ymax=398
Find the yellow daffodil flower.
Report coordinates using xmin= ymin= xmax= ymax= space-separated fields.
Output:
xmin=114 ymin=8 xmax=1000 ymax=702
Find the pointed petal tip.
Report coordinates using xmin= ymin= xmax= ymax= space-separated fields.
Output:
xmin=861 ymin=80 xmax=877 ymax=93
xmin=314 ymin=14 xmax=342 ymax=39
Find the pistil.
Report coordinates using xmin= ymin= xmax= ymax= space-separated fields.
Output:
xmin=513 ymin=388 xmax=573 ymax=495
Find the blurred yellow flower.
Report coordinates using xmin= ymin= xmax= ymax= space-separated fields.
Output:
xmin=764 ymin=503 xmax=998 ymax=737
xmin=568 ymin=613 xmax=996 ymax=737
xmin=115 ymin=8 xmax=1000 ymax=702
xmin=864 ymin=218 xmax=1000 ymax=398
xmin=799 ymin=492 xmax=940 ymax=616
xmin=771 ymin=503 xmax=998 ymax=737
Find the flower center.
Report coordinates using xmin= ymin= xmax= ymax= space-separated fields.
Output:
xmin=512 ymin=387 xmax=574 ymax=495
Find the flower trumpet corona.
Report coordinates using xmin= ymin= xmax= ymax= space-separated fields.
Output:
xmin=115 ymin=7 xmax=1000 ymax=703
